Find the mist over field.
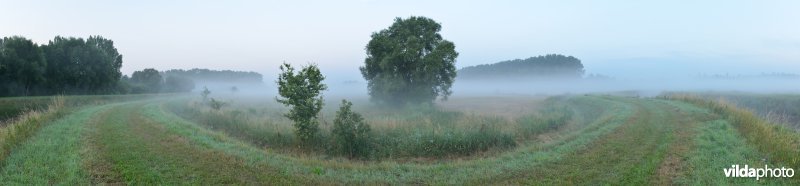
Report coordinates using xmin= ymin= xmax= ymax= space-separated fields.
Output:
xmin=2 ymin=0 xmax=800 ymax=185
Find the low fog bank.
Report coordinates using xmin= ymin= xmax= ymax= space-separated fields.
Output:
xmin=189 ymin=79 xmax=370 ymax=100
xmin=186 ymin=76 xmax=799 ymax=101
xmin=452 ymin=77 xmax=800 ymax=97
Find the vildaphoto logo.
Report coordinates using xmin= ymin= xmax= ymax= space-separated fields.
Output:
xmin=724 ymin=164 xmax=794 ymax=180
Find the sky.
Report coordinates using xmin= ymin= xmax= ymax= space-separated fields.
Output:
xmin=2 ymin=0 xmax=800 ymax=82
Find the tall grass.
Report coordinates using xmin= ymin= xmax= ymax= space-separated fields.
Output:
xmin=0 ymin=96 xmax=66 ymax=161
xmin=165 ymin=96 xmax=574 ymax=159
xmin=663 ymin=94 xmax=800 ymax=173
xmin=515 ymin=104 xmax=572 ymax=140
xmin=692 ymin=92 xmax=800 ymax=129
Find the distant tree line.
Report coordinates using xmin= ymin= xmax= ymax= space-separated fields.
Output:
xmin=163 ymin=68 xmax=263 ymax=83
xmin=0 ymin=35 xmax=203 ymax=97
xmin=0 ymin=36 xmax=123 ymax=96
xmin=120 ymin=68 xmax=262 ymax=94
xmin=457 ymin=54 xmax=585 ymax=79
xmin=118 ymin=68 xmax=196 ymax=94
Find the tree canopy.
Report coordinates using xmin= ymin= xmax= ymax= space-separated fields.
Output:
xmin=129 ymin=68 xmax=163 ymax=93
xmin=0 ymin=36 xmax=241 ymax=97
xmin=163 ymin=68 xmax=262 ymax=83
xmin=458 ymin=54 xmax=584 ymax=80
xmin=0 ymin=36 xmax=46 ymax=96
xmin=44 ymin=36 xmax=123 ymax=94
xmin=0 ymin=36 xmax=123 ymax=96
xmin=360 ymin=16 xmax=458 ymax=106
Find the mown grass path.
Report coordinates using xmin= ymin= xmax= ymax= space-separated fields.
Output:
xmin=85 ymin=101 xmax=295 ymax=184
xmin=506 ymin=98 xmax=688 ymax=184
xmin=0 ymin=103 xmax=116 ymax=184
xmin=0 ymin=96 xmax=797 ymax=185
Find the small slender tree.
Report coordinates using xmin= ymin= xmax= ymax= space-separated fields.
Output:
xmin=276 ymin=63 xmax=327 ymax=143
xmin=200 ymin=86 xmax=211 ymax=102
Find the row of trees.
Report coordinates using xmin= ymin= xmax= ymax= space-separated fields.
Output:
xmin=126 ymin=68 xmax=265 ymax=94
xmin=163 ymin=68 xmax=263 ymax=83
xmin=121 ymin=68 xmax=196 ymax=94
xmin=0 ymin=36 xmax=123 ymax=96
xmin=1 ymin=36 xmax=225 ymax=97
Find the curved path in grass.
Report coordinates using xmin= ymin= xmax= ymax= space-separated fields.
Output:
xmin=0 ymin=96 xmax=796 ymax=184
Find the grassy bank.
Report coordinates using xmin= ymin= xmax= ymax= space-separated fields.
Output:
xmin=664 ymin=94 xmax=800 ymax=176
xmin=0 ymin=96 xmax=66 ymax=162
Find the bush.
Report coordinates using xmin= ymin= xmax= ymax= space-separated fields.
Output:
xmin=331 ymin=100 xmax=372 ymax=159
xmin=208 ymin=98 xmax=226 ymax=110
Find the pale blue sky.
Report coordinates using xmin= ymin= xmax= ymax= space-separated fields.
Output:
xmin=2 ymin=0 xmax=799 ymax=81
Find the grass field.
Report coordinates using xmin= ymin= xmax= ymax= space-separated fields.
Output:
xmin=0 ymin=93 xmax=798 ymax=184
xmin=682 ymin=92 xmax=800 ymax=130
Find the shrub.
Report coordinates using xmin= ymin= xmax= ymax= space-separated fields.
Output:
xmin=331 ymin=100 xmax=372 ymax=159
xmin=200 ymin=86 xmax=210 ymax=102
xmin=208 ymin=98 xmax=226 ymax=110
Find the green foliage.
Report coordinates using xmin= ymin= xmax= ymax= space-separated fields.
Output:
xmin=331 ymin=100 xmax=372 ymax=159
xmin=129 ymin=68 xmax=163 ymax=93
xmin=0 ymin=35 xmax=124 ymax=96
xmin=360 ymin=16 xmax=458 ymax=106
xmin=276 ymin=63 xmax=327 ymax=143
xmin=0 ymin=36 xmax=47 ymax=96
xmin=43 ymin=36 xmax=123 ymax=94
xmin=458 ymin=54 xmax=585 ymax=79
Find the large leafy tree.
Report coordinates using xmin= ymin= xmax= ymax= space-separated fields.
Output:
xmin=276 ymin=63 xmax=327 ymax=143
xmin=360 ymin=16 xmax=459 ymax=106
xmin=0 ymin=36 xmax=47 ymax=96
